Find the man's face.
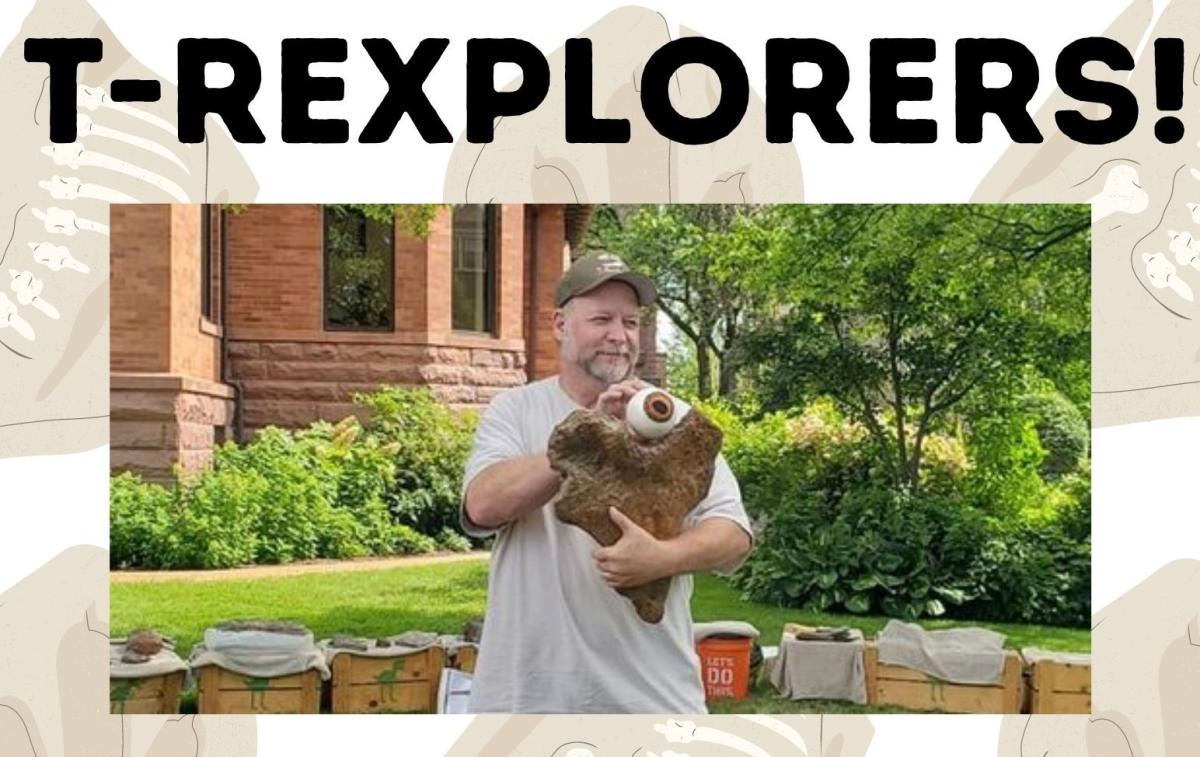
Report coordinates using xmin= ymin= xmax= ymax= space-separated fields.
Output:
xmin=556 ymin=281 xmax=641 ymax=385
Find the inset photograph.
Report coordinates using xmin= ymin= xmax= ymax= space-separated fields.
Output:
xmin=107 ymin=203 xmax=1090 ymax=715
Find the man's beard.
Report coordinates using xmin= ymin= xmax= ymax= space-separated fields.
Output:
xmin=582 ymin=350 xmax=637 ymax=384
xmin=563 ymin=335 xmax=638 ymax=385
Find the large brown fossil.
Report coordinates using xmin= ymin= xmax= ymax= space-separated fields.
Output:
xmin=548 ymin=407 xmax=723 ymax=622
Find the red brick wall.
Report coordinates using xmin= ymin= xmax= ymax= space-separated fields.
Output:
xmin=109 ymin=204 xmax=220 ymax=383
xmin=496 ymin=205 xmax=525 ymax=342
xmin=527 ymin=205 xmax=569 ymax=379
xmin=225 ymin=204 xmax=325 ymax=336
xmin=222 ymin=204 xmax=531 ymax=435
xmin=168 ymin=205 xmax=221 ymax=382
xmin=110 ymin=205 xmax=171 ymax=373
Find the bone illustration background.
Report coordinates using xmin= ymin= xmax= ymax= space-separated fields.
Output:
xmin=443 ymin=713 xmax=874 ymax=757
xmin=0 ymin=0 xmax=256 ymax=460
xmin=0 ymin=0 xmax=259 ymax=753
xmin=0 ymin=0 xmax=1194 ymax=755
xmin=974 ymin=0 xmax=1200 ymax=427
xmin=995 ymin=561 xmax=1200 ymax=757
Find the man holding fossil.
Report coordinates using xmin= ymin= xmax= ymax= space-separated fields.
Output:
xmin=460 ymin=250 xmax=753 ymax=714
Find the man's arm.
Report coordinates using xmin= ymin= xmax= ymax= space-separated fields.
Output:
xmin=594 ymin=508 xmax=752 ymax=589
xmin=462 ymin=454 xmax=561 ymax=530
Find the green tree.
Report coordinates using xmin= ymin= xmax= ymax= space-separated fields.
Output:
xmin=584 ymin=205 xmax=777 ymax=399
xmin=745 ymin=204 xmax=1089 ymax=491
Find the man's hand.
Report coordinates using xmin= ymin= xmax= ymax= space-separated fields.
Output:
xmin=592 ymin=379 xmax=649 ymax=420
xmin=593 ymin=507 xmax=678 ymax=588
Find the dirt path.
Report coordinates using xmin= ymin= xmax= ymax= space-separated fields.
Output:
xmin=110 ymin=550 xmax=490 ymax=584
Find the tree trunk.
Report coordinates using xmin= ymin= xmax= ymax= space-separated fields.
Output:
xmin=696 ymin=343 xmax=713 ymax=399
xmin=718 ymin=357 xmax=736 ymax=397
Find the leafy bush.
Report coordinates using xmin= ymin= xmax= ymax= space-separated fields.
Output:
xmin=960 ymin=519 xmax=1090 ymax=627
xmin=712 ymin=398 xmax=1089 ymax=626
xmin=172 ymin=467 xmax=268 ymax=568
xmin=436 ymin=527 xmax=473 ymax=553
xmin=109 ymin=387 xmax=478 ymax=569
xmin=1020 ymin=391 xmax=1089 ymax=479
xmin=353 ymin=386 xmax=477 ymax=537
xmin=733 ymin=487 xmax=987 ymax=619
xmin=110 ymin=472 xmax=175 ymax=569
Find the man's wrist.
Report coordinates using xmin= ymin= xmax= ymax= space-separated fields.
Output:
xmin=658 ymin=536 xmax=686 ymax=578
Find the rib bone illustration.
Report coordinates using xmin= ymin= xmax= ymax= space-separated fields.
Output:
xmin=10 ymin=270 xmax=59 ymax=319
xmin=31 ymin=206 xmax=108 ymax=236
xmin=27 ymin=242 xmax=88 ymax=274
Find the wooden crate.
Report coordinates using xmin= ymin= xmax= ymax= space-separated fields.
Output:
xmin=109 ymin=671 xmax=185 ymax=714
xmin=448 ymin=644 xmax=478 ymax=674
xmin=196 ymin=666 xmax=322 ymax=714
xmin=1027 ymin=656 xmax=1091 ymax=714
xmin=863 ymin=642 xmax=1023 ymax=713
xmin=330 ymin=646 xmax=446 ymax=714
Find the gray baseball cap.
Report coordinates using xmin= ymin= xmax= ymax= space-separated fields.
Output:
xmin=555 ymin=251 xmax=657 ymax=307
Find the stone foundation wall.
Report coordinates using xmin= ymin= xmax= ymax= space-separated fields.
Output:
xmin=227 ymin=339 xmax=527 ymax=438
xmin=110 ymin=373 xmax=235 ymax=482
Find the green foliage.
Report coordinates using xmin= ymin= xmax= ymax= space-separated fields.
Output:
xmin=1020 ymin=391 xmax=1089 ymax=479
xmin=173 ymin=467 xmax=268 ymax=568
xmin=435 ymin=527 xmax=474 ymax=553
xmin=109 ymin=387 xmax=478 ymax=570
xmin=960 ymin=519 xmax=1091 ymax=627
xmin=733 ymin=487 xmax=987 ymax=620
xmin=744 ymin=204 xmax=1089 ymax=490
xmin=110 ymin=472 xmax=176 ymax=569
xmin=353 ymin=386 xmax=477 ymax=537
xmin=715 ymin=400 xmax=1089 ymax=627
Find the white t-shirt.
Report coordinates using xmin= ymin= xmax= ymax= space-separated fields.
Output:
xmin=460 ymin=376 xmax=752 ymax=713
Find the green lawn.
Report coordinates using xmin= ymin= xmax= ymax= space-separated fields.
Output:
xmin=112 ymin=559 xmax=1089 ymax=714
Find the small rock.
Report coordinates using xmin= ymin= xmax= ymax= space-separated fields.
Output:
xmin=330 ymin=634 xmax=369 ymax=651
xmin=126 ymin=629 xmax=165 ymax=656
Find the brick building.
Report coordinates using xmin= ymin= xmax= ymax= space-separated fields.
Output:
xmin=110 ymin=204 xmax=663 ymax=480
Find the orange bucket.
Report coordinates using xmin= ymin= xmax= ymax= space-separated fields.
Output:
xmin=696 ymin=635 xmax=753 ymax=701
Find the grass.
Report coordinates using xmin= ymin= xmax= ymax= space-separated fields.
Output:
xmin=111 ymin=559 xmax=1089 ymax=714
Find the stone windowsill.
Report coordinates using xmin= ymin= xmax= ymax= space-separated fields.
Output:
xmin=224 ymin=328 xmax=524 ymax=352
xmin=110 ymin=372 xmax=237 ymax=399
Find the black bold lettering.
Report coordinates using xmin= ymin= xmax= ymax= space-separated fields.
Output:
xmin=281 ymin=38 xmax=347 ymax=143
xmin=178 ymin=38 xmax=265 ymax=143
xmin=466 ymin=38 xmax=550 ymax=143
xmin=955 ymin=39 xmax=1042 ymax=143
xmin=870 ymin=38 xmax=936 ymax=143
xmin=640 ymin=37 xmax=748 ymax=145
xmin=565 ymin=38 xmax=630 ymax=143
xmin=765 ymin=38 xmax=853 ymax=143
xmin=1054 ymin=37 xmax=1137 ymax=145
xmin=359 ymin=38 xmax=451 ymax=143
xmin=24 ymin=37 xmax=103 ymax=142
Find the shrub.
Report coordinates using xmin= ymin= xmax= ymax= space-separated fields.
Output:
xmin=1020 ymin=391 xmax=1089 ymax=479
xmin=960 ymin=520 xmax=1090 ymax=627
xmin=109 ymin=473 xmax=175 ymax=569
xmin=172 ymin=467 xmax=267 ymax=569
xmin=715 ymin=397 xmax=1088 ymax=626
xmin=387 ymin=524 xmax=438 ymax=555
xmin=733 ymin=487 xmax=987 ymax=619
xmin=213 ymin=428 xmax=332 ymax=564
xmin=436 ymin=527 xmax=473 ymax=553
xmin=353 ymin=386 xmax=477 ymax=538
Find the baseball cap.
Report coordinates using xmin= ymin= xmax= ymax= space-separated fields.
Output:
xmin=555 ymin=251 xmax=657 ymax=307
